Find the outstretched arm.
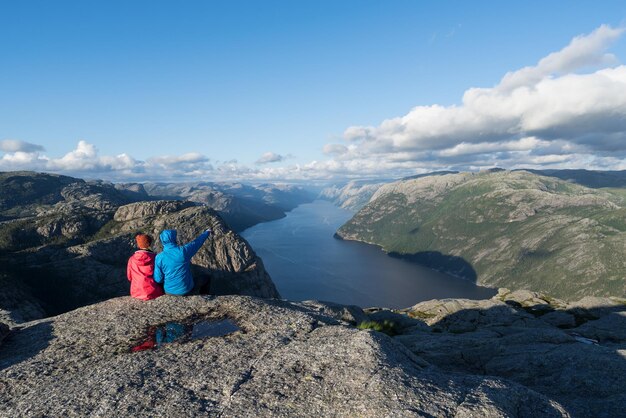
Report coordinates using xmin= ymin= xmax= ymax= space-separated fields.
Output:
xmin=182 ymin=230 xmax=211 ymax=261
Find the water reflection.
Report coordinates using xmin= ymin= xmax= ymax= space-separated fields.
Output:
xmin=131 ymin=318 xmax=240 ymax=352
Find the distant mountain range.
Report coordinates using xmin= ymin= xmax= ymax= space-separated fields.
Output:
xmin=336 ymin=170 xmax=626 ymax=300
xmin=320 ymin=169 xmax=626 ymax=213
xmin=521 ymin=169 xmax=626 ymax=189
xmin=0 ymin=171 xmax=315 ymax=233
xmin=140 ymin=181 xmax=315 ymax=231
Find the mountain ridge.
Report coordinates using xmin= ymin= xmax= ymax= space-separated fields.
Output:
xmin=336 ymin=170 xmax=626 ymax=300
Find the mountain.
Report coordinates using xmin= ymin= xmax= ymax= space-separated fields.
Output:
xmin=142 ymin=181 xmax=315 ymax=231
xmin=336 ymin=170 xmax=626 ymax=300
xmin=318 ymin=180 xmax=387 ymax=211
xmin=319 ymin=169 xmax=626 ymax=214
xmin=2 ymin=170 xmax=625 ymax=416
xmin=319 ymin=173 xmax=458 ymax=212
xmin=1 ymin=289 xmax=625 ymax=416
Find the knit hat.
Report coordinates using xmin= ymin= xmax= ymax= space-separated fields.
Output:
xmin=135 ymin=234 xmax=153 ymax=249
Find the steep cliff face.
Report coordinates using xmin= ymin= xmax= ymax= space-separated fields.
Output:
xmin=110 ymin=200 xmax=279 ymax=299
xmin=319 ymin=180 xmax=385 ymax=211
xmin=0 ymin=295 xmax=571 ymax=417
xmin=0 ymin=273 xmax=46 ymax=326
xmin=337 ymin=170 xmax=626 ymax=300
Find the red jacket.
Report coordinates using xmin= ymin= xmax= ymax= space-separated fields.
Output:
xmin=127 ymin=250 xmax=164 ymax=301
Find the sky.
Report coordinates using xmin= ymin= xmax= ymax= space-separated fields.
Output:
xmin=1 ymin=1 xmax=626 ymax=182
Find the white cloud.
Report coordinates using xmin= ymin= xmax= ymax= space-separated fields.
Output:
xmin=255 ymin=152 xmax=295 ymax=165
xmin=322 ymin=144 xmax=349 ymax=156
xmin=438 ymin=137 xmax=546 ymax=157
xmin=0 ymin=140 xmax=209 ymax=181
xmin=497 ymin=24 xmax=624 ymax=91
xmin=0 ymin=139 xmax=45 ymax=153
xmin=256 ymin=152 xmax=286 ymax=164
xmin=44 ymin=141 xmax=139 ymax=172
xmin=148 ymin=153 xmax=209 ymax=166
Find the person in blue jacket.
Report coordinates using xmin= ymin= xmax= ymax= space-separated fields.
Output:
xmin=154 ymin=228 xmax=211 ymax=295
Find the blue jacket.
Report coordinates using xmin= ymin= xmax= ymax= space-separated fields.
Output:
xmin=154 ymin=229 xmax=210 ymax=295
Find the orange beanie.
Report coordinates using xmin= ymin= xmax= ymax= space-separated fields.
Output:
xmin=135 ymin=234 xmax=153 ymax=249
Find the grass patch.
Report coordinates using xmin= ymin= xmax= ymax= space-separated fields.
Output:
xmin=357 ymin=320 xmax=399 ymax=336
xmin=90 ymin=219 xmax=121 ymax=241
xmin=407 ymin=310 xmax=437 ymax=320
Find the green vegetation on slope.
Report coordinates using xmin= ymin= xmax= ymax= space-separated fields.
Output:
xmin=337 ymin=170 xmax=626 ymax=300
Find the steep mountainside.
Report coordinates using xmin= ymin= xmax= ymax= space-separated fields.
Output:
xmin=0 ymin=172 xmax=138 ymax=251
xmin=337 ymin=170 xmax=626 ymax=299
xmin=319 ymin=180 xmax=386 ymax=211
xmin=319 ymin=172 xmax=458 ymax=212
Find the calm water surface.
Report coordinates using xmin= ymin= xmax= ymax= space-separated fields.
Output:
xmin=242 ymin=200 xmax=496 ymax=309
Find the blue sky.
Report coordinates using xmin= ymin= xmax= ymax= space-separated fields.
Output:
xmin=1 ymin=1 xmax=626 ymax=181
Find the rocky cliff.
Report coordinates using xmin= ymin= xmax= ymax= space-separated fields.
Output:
xmin=1 ymin=290 xmax=624 ymax=417
xmin=109 ymin=200 xmax=279 ymax=299
xmin=319 ymin=180 xmax=386 ymax=211
xmin=0 ymin=199 xmax=279 ymax=324
xmin=337 ymin=170 xmax=626 ymax=300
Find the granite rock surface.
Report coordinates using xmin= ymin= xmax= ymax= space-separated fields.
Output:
xmin=0 ymin=295 xmax=568 ymax=417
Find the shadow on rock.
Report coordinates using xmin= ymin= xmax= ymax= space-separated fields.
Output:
xmin=388 ymin=250 xmax=478 ymax=282
xmin=0 ymin=321 xmax=53 ymax=371
xmin=394 ymin=292 xmax=626 ymax=418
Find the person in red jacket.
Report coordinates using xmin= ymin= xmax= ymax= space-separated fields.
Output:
xmin=127 ymin=233 xmax=164 ymax=301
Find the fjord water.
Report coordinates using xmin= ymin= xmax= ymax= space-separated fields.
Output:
xmin=242 ymin=200 xmax=496 ymax=309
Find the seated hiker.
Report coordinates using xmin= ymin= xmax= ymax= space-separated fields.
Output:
xmin=127 ymin=233 xmax=164 ymax=301
xmin=154 ymin=228 xmax=211 ymax=296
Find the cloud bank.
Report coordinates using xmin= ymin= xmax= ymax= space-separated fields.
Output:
xmin=2 ymin=25 xmax=626 ymax=181
xmin=326 ymin=24 xmax=626 ymax=176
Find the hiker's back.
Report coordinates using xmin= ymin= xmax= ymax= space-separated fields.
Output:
xmin=156 ymin=245 xmax=194 ymax=295
xmin=154 ymin=229 xmax=210 ymax=296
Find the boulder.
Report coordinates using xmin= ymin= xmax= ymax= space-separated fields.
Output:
xmin=113 ymin=200 xmax=196 ymax=222
xmin=571 ymin=311 xmax=626 ymax=343
xmin=0 ymin=295 xmax=568 ymax=417
xmin=540 ymin=311 xmax=577 ymax=328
